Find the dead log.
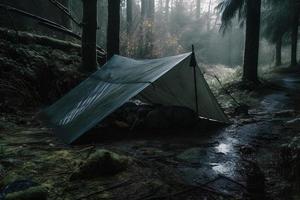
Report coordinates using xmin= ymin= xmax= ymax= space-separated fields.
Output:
xmin=47 ymin=0 xmax=81 ymax=27
xmin=0 ymin=3 xmax=66 ymax=29
xmin=0 ymin=28 xmax=106 ymax=63
xmin=0 ymin=4 xmax=105 ymax=55
xmin=37 ymin=21 xmax=81 ymax=40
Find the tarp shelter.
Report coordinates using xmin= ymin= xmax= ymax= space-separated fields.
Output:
xmin=40 ymin=52 xmax=230 ymax=144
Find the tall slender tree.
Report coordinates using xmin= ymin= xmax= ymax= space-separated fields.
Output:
xmin=196 ymin=0 xmax=201 ymax=19
xmin=126 ymin=0 xmax=133 ymax=35
xmin=139 ymin=0 xmax=154 ymax=57
xmin=275 ymin=37 xmax=282 ymax=66
xmin=291 ymin=0 xmax=299 ymax=67
xmin=107 ymin=0 xmax=120 ymax=59
xmin=262 ymin=0 xmax=292 ymax=66
xmin=217 ymin=0 xmax=262 ymax=83
xmin=165 ymin=0 xmax=170 ymax=20
xmin=81 ymin=0 xmax=97 ymax=71
xmin=243 ymin=0 xmax=261 ymax=82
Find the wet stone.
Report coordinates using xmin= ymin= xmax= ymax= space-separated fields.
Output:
xmin=176 ymin=148 xmax=206 ymax=163
xmin=70 ymin=149 xmax=131 ymax=180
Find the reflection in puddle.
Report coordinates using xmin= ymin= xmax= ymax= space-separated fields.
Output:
xmin=212 ymin=164 xmax=228 ymax=174
xmin=215 ymin=143 xmax=231 ymax=154
xmin=211 ymin=162 xmax=236 ymax=177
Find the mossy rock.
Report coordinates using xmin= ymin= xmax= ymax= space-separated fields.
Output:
xmin=0 ymin=172 xmax=22 ymax=188
xmin=5 ymin=185 xmax=47 ymax=200
xmin=70 ymin=149 xmax=130 ymax=180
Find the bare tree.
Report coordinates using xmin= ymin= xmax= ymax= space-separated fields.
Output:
xmin=107 ymin=0 xmax=120 ymax=59
xmin=126 ymin=0 xmax=133 ymax=35
xmin=81 ymin=0 xmax=97 ymax=71
xmin=196 ymin=0 xmax=201 ymax=19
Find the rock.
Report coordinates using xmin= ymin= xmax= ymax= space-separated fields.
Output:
xmin=70 ymin=149 xmax=130 ymax=180
xmin=5 ymin=186 xmax=47 ymax=200
xmin=285 ymin=118 xmax=300 ymax=130
xmin=177 ymin=148 xmax=206 ymax=163
xmin=273 ymin=110 xmax=297 ymax=118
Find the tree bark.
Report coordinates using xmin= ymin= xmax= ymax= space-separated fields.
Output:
xmin=81 ymin=0 xmax=98 ymax=72
xmin=146 ymin=0 xmax=154 ymax=57
xmin=141 ymin=0 xmax=148 ymax=19
xmin=275 ymin=36 xmax=282 ymax=66
xmin=107 ymin=0 xmax=120 ymax=60
xmin=126 ymin=0 xmax=133 ymax=35
xmin=140 ymin=0 xmax=154 ymax=57
xmin=291 ymin=5 xmax=299 ymax=67
xmin=206 ymin=0 xmax=212 ymax=31
xmin=242 ymin=0 xmax=261 ymax=83
xmin=165 ymin=0 xmax=170 ymax=21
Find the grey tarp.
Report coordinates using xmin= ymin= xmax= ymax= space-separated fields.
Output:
xmin=40 ymin=53 xmax=229 ymax=144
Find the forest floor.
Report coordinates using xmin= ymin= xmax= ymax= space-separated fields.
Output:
xmin=1 ymin=71 xmax=300 ymax=200
xmin=1 ymin=30 xmax=300 ymax=200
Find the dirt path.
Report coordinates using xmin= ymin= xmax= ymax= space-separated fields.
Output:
xmin=1 ymin=72 xmax=300 ymax=200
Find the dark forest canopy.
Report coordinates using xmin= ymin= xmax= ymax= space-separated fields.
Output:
xmin=0 ymin=0 xmax=299 ymax=82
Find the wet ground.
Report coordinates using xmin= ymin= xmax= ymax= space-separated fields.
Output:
xmin=112 ymin=73 xmax=300 ymax=199
xmin=1 ymin=72 xmax=300 ymax=199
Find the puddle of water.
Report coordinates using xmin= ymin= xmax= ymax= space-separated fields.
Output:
xmin=211 ymin=161 xmax=236 ymax=177
xmin=215 ymin=143 xmax=231 ymax=154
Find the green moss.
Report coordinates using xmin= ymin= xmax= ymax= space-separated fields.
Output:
xmin=5 ymin=186 xmax=47 ymax=200
xmin=0 ymin=172 xmax=22 ymax=188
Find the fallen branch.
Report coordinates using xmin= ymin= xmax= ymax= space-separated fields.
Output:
xmin=0 ymin=4 xmax=66 ymax=29
xmin=37 ymin=21 xmax=81 ymax=40
xmin=0 ymin=28 xmax=106 ymax=59
xmin=0 ymin=4 xmax=106 ymax=54
xmin=213 ymin=74 xmax=241 ymax=106
xmin=75 ymin=180 xmax=133 ymax=200
xmin=219 ymin=174 xmax=247 ymax=189
xmin=48 ymin=0 xmax=81 ymax=27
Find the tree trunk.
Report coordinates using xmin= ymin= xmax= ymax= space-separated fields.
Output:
xmin=206 ymin=0 xmax=212 ymax=31
xmin=165 ymin=0 xmax=170 ymax=21
xmin=139 ymin=0 xmax=154 ymax=57
xmin=242 ymin=0 xmax=261 ymax=83
xmin=107 ymin=0 xmax=120 ymax=60
xmin=291 ymin=7 xmax=299 ymax=67
xmin=196 ymin=0 xmax=201 ymax=19
xmin=126 ymin=0 xmax=133 ymax=35
xmin=147 ymin=0 xmax=154 ymax=56
xmin=57 ymin=0 xmax=71 ymax=28
xmin=141 ymin=0 xmax=147 ymax=19
xmin=275 ymin=36 xmax=282 ymax=66
xmin=81 ymin=0 xmax=97 ymax=72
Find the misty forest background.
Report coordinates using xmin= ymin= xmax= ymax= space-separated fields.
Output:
xmin=1 ymin=0 xmax=299 ymax=77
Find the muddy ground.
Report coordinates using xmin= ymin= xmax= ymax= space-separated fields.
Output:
xmin=0 ymin=72 xmax=300 ymax=200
